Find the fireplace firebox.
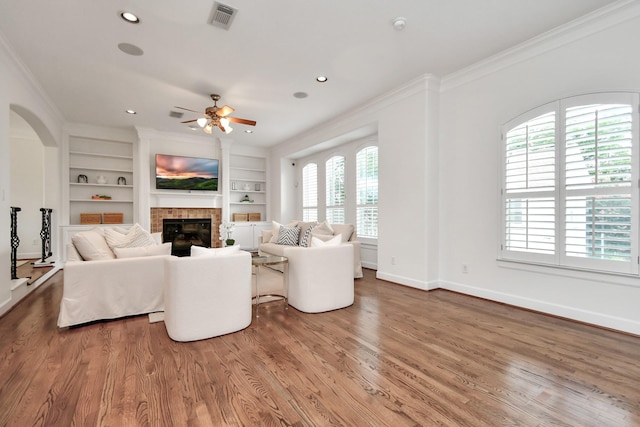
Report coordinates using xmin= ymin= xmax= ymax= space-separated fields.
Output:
xmin=163 ymin=218 xmax=212 ymax=256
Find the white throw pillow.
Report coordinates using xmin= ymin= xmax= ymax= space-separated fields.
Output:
xmin=310 ymin=234 xmax=342 ymax=247
xmin=71 ymin=229 xmax=115 ymax=260
xmin=114 ymin=242 xmax=171 ymax=258
xmin=190 ymin=245 xmax=240 ymax=257
xmin=104 ymin=223 xmax=156 ymax=249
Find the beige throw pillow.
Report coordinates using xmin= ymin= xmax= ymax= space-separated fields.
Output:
xmin=330 ymin=224 xmax=354 ymax=242
xmin=312 ymin=220 xmax=334 ymax=236
xmin=71 ymin=229 xmax=115 ymax=261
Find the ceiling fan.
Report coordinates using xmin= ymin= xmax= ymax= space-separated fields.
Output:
xmin=175 ymin=94 xmax=256 ymax=134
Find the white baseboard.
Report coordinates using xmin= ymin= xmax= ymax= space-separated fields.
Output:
xmin=376 ymin=271 xmax=440 ymax=291
xmin=440 ymin=280 xmax=640 ymax=336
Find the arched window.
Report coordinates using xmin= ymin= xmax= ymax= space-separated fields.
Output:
xmin=326 ymin=155 xmax=345 ymax=224
xmin=356 ymin=146 xmax=378 ymax=238
xmin=501 ymin=93 xmax=638 ymax=274
xmin=302 ymin=162 xmax=318 ymax=222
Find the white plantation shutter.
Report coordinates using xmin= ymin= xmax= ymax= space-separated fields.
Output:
xmin=563 ymin=101 xmax=634 ymax=270
xmin=356 ymin=146 xmax=378 ymax=238
xmin=302 ymin=163 xmax=317 ymax=222
xmin=326 ymin=156 xmax=345 ymax=224
xmin=504 ymin=110 xmax=556 ymax=258
xmin=501 ymin=93 xmax=639 ymax=274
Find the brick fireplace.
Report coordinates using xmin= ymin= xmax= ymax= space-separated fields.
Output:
xmin=150 ymin=208 xmax=222 ymax=248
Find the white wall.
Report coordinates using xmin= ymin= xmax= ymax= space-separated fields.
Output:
xmin=271 ymin=75 xmax=440 ymax=289
xmin=438 ymin=5 xmax=640 ymax=334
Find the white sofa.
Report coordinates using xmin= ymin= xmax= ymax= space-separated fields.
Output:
xmin=58 ymin=225 xmax=172 ymax=327
xmin=285 ymin=244 xmax=354 ymax=313
xmin=164 ymin=250 xmax=252 ymax=341
xmin=258 ymin=221 xmax=363 ymax=278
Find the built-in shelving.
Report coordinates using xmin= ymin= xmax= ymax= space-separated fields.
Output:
xmin=229 ymin=154 xmax=268 ymax=222
xmin=67 ymin=137 xmax=134 ymax=225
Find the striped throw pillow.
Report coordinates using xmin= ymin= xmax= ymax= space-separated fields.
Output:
xmin=276 ymin=225 xmax=300 ymax=246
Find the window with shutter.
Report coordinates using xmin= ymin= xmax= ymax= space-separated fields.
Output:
xmin=501 ymin=93 xmax=638 ymax=274
xmin=302 ymin=162 xmax=318 ymax=222
xmin=356 ymin=146 xmax=378 ymax=238
xmin=326 ymin=156 xmax=345 ymax=224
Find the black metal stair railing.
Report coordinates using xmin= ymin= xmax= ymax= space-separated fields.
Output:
xmin=38 ymin=208 xmax=53 ymax=264
xmin=10 ymin=207 xmax=21 ymax=280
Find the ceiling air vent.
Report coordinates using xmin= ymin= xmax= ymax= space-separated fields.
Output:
xmin=209 ymin=2 xmax=237 ymax=30
xmin=169 ymin=111 xmax=184 ymax=119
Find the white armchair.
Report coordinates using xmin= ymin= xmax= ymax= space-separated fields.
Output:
xmin=163 ymin=250 xmax=252 ymax=342
xmin=283 ymin=244 xmax=354 ymax=313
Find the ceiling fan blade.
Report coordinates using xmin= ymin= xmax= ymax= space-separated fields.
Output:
xmin=215 ymin=105 xmax=235 ymax=117
xmin=175 ymin=106 xmax=207 ymax=115
xmin=181 ymin=119 xmax=198 ymax=124
xmin=227 ymin=116 xmax=256 ymax=126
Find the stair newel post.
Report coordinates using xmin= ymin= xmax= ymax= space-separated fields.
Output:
xmin=10 ymin=207 xmax=21 ymax=280
xmin=39 ymin=208 xmax=53 ymax=264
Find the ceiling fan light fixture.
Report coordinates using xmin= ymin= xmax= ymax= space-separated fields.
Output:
xmin=197 ymin=117 xmax=209 ymax=127
xmin=203 ymin=123 xmax=213 ymax=134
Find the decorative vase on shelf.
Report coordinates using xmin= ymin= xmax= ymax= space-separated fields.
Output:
xmin=225 ymin=239 xmax=235 ymax=247
xmin=96 ymin=175 xmax=107 ymax=184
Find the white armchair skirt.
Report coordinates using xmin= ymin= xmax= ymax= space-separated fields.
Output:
xmin=163 ymin=251 xmax=252 ymax=341
xmin=283 ymin=244 xmax=354 ymax=313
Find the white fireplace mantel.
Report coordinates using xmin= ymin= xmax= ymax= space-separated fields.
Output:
xmin=149 ymin=191 xmax=222 ymax=209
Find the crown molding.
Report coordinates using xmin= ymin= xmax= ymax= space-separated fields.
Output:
xmin=441 ymin=0 xmax=640 ymax=92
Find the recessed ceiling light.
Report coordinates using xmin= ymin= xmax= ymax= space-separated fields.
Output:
xmin=120 ymin=11 xmax=140 ymax=24
xmin=125 ymin=109 xmax=136 ymax=115
xmin=316 ymin=76 xmax=328 ymax=83
xmin=118 ymin=43 xmax=144 ymax=56
xmin=293 ymin=92 xmax=308 ymax=99
xmin=245 ymin=130 xmax=253 ymax=133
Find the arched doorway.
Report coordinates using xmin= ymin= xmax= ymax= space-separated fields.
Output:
xmin=9 ymin=106 xmax=59 ymax=263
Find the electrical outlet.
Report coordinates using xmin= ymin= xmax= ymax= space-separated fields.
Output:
xmin=462 ymin=264 xmax=468 ymax=273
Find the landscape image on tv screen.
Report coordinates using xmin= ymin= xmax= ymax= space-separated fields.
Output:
xmin=155 ymin=154 xmax=219 ymax=191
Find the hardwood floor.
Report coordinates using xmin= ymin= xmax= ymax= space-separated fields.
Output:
xmin=1 ymin=269 xmax=639 ymax=426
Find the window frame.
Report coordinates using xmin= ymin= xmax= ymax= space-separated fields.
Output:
xmin=500 ymin=92 xmax=639 ymax=275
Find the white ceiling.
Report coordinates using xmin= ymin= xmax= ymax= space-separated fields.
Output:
xmin=0 ymin=0 xmax=618 ymax=147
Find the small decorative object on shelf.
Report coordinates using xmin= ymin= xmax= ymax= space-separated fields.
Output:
xmin=96 ymin=175 xmax=107 ymax=184
xmin=240 ymin=194 xmax=253 ymax=203
xmin=255 ymin=183 xmax=261 ymax=191
xmin=91 ymin=194 xmax=112 ymax=200
xmin=231 ymin=181 xmax=238 ymax=190
xmin=219 ymin=221 xmax=235 ymax=246
xmin=117 ymin=176 xmax=127 ymax=185
xmin=77 ymin=174 xmax=88 ymax=183
xmin=242 ymin=183 xmax=252 ymax=191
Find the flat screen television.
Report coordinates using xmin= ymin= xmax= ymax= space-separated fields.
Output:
xmin=155 ymin=153 xmax=219 ymax=191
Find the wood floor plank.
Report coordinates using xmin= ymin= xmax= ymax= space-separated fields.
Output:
xmin=1 ymin=269 xmax=640 ymax=426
